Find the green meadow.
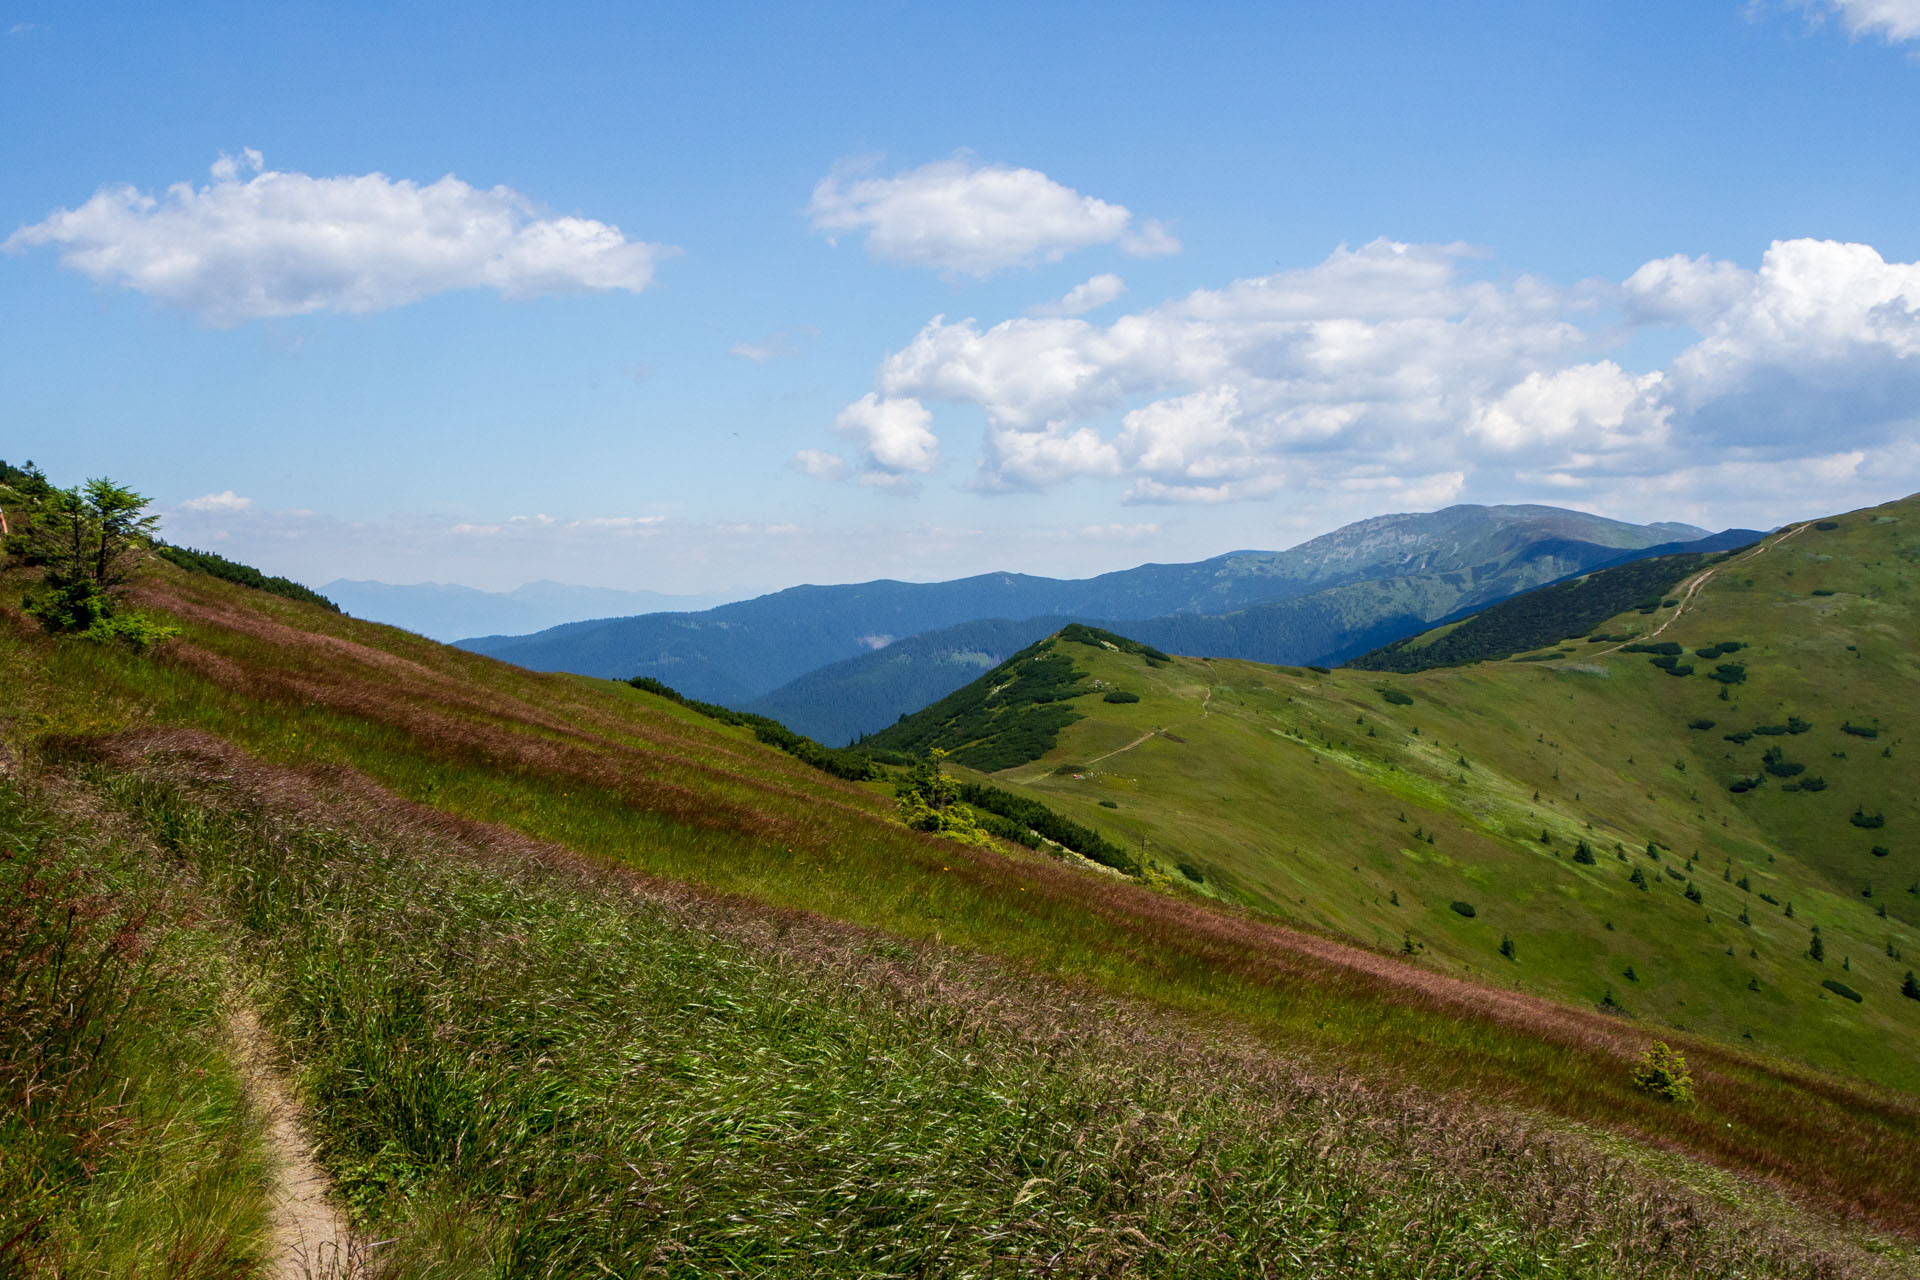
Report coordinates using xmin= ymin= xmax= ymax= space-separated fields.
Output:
xmin=3 ymin=488 xmax=1919 ymax=1273
xmin=941 ymin=498 xmax=1920 ymax=1095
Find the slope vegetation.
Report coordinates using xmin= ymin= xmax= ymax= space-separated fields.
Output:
xmin=746 ymin=529 xmax=1757 ymax=745
xmin=1 ymin=498 xmax=1916 ymax=1271
xmin=894 ymin=496 xmax=1920 ymax=1103
xmin=460 ymin=504 xmax=1709 ymax=705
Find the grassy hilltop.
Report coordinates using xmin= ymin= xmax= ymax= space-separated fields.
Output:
xmin=874 ymin=497 xmax=1920 ymax=1091
xmin=879 ymin=496 xmax=1920 ymax=1098
xmin=3 ymin=477 xmax=1919 ymax=1274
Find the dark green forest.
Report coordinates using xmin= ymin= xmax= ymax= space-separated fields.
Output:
xmin=1347 ymin=549 xmax=1744 ymax=673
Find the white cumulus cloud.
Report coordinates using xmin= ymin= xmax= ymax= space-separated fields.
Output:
xmin=5 ymin=151 xmax=672 ymax=325
xmin=1028 ymin=273 xmax=1128 ymax=317
xmin=834 ymin=393 xmax=941 ymax=481
xmin=808 ymin=157 xmax=1178 ymax=277
xmin=1470 ymin=362 xmax=1670 ymax=453
xmin=805 ymin=234 xmax=1920 ymax=511
xmin=1622 ymin=253 xmax=1753 ymax=326
xmin=1804 ymin=0 xmax=1920 ymax=43
xmin=179 ymin=490 xmax=255 ymax=512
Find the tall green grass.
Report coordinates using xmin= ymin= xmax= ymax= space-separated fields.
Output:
xmin=92 ymin=764 xmax=1892 ymax=1279
xmin=5 ymin=552 xmax=1920 ymax=1240
xmin=0 ymin=780 xmax=272 ymax=1277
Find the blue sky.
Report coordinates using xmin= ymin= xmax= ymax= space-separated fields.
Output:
xmin=7 ymin=1 xmax=1920 ymax=594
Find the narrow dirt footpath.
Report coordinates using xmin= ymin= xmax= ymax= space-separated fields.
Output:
xmin=1041 ymin=682 xmax=1220 ymax=777
xmin=226 ymin=1004 xmax=361 ymax=1279
xmin=1598 ymin=523 xmax=1807 ymax=654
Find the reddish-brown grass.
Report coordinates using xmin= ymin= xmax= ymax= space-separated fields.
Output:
xmin=16 ymin=564 xmax=1919 ymax=1239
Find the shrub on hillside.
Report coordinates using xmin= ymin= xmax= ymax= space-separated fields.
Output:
xmin=1630 ymin=1042 xmax=1695 ymax=1103
xmin=1102 ymin=690 xmax=1141 ymax=703
xmin=1762 ymin=749 xmax=1804 ymax=778
xmin=1449 ymin=900 xmax=1476 ymax=918
xmin=1821 ymin=978 xmax=1863 ymax=1004
xmin=1851 ymin=808 xmax=1887 ymax=830
xmin=1842 ymin=722 xmax=1880 ymax=739
xmin=7 ymin=476 xmax=181 ymax=648
xmin=1379 ymin=687 xmax=1414 ymax=706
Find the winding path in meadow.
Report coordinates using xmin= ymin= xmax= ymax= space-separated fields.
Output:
xmin=1597 ymin=522 xmax=1808 ymax=656
xmin=226 ymin=1003 xmax=361 ymax=1279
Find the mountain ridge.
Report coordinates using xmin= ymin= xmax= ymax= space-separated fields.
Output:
xmin=460 ymin=503 xmax=1711 ymax=708
xmin=862 ymin=495 xmax=1920 ymax=1097
xmin=747 ymin=528 xmax=1758 ymax=744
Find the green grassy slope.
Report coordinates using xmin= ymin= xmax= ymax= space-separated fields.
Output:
xmin=920 ymin=496 xmax=1920 ymax=1100
xmin=2 ymin=519 xmax=1919 ymax=1264
xmin=1348 ymin=546 xmax=1738 ymax=671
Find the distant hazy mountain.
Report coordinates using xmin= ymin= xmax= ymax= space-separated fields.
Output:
xmin=324 ymin=579 xmax=740 ymax=643
xmin=744 ymin=529 xmax=1754 ymax=744
xmin=460 ymin=505 xmax=1708 ymax=711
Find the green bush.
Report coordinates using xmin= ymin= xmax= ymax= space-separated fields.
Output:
xmin=83 ymin=610 xmax=180 ymax=650
xmin=1821 ymin=978 xmax=1863 ymax=1004
xmin=1842 ymin=723 xmax=1879 ymax=739
xmin=1102 ymin=690 xmax=1140 ymax=704
xmin=1379 ymin=687 xmax=1414 ymax=706
xmin=1762 ymin=748 xmax=1804 ymax=778
xmin=1449 ymin=900 xmax=1476 ymax=918
xmin=1631 ymin=1042 xmax=1695 ymax=1103
xmin=1851 ymin=808 xmax=1887 ymax=830
xmin=1687 ymin=719 xmax=1716 ymax=730
xmin=23 ymin=578 xmax=114 ymax=633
